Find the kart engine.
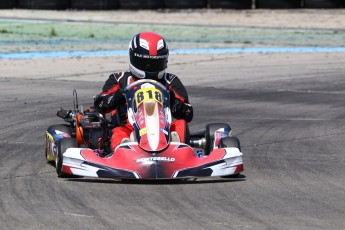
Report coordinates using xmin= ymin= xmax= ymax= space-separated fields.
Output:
xmin=79 ymin=112 xmax=106 ymax=150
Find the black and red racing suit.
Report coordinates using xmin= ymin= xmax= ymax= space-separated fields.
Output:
xmin=94 ymin=71 xmax=193 ymax=150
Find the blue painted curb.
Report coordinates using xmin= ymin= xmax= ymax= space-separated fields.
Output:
xmin=1 ymin=47 xmax=345 ymax=59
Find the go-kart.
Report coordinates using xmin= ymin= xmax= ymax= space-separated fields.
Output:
xmin=44 ymin=79 xmax=243 ymax=179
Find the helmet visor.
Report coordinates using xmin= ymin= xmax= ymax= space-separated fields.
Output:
xmin=130 ymin=53 xmax=168 ymax=73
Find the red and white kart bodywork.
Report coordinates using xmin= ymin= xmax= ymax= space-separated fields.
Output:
xmin=45 ymin=80 xmax=243 ymax=180
xmin=62 ymin=143 xmax=243 ymax=179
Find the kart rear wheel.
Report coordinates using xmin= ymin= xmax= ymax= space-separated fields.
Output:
xmin=56 ymin=138 xmax=77 ymax=177
xmin=205 ymin=123 xmax=231 ymax=155
xmin=218 ymin=136 xmax=241 ymax=151
xmin=45 ymin=124 xmax=72 ymax=162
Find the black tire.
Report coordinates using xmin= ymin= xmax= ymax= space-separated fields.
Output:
xmin=70 ymin=0 xmax=119 ymax=10
xmin=205 ymin=123 xmax=231 ymax=155
xmin=44 ymin=132 xmax=54 ymax=163
xmin=119 ymin=0 xmax=164 ymax=9
xmin=218 ymin=136 xmax=241 ymax=152
xmin=164 ymin=0 xmax=207 ymax=9
xmin=17 ymin=0 xmax=70 ymax=9
xmin=0 ymin=0 xmax=16 ymax=8
xmin=45 ymin=124 xmax=72 ymax=162
xmin=209 ymin=0 xmax=252 ymax=9
xmin=255 ymin=0 xmax=301 ymax=8
xmin=56 ymin=138 xmax=77 ymax=177
xmin=304 ymin=0 xmax=343 ymax=8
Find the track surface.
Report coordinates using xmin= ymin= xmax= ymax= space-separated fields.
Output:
xmin=1 ymin=52 xmax=345 ymax=229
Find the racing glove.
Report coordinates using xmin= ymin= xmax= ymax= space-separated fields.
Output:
xmin=94 ymin=89 xmax=126 ymax=114
xmin=171 ymin=99 xmax=193 ymax=123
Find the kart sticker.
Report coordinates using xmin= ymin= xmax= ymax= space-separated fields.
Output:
xmin=55 ymin=130 xmax=71 ymax=138
xmin=135 ymin=88 xmax=163 ymax=107
xmin=140 ymin=127 xmax=147 ymax=136
xmin=136 ymin=157 xmax=175 ymax=163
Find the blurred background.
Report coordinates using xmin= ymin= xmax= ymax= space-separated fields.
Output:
xmin=1 ymin=0 xmax=344 ymax=56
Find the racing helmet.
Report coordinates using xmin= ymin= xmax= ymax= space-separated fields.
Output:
xmin=129 ymin=32 xmax=169 ymax=80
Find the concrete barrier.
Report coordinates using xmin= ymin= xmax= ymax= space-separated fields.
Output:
xmin=164 ymin=0 xmax=208 ymax=9
xmin=304 ymin=0 xmax=344 ymax=8
xmin=256 ymin=0 xmax=301 ymax=8
xmin=70 ymin=0 xmax=119 ymax=10
xmin=3 ymin=0 xmax=345 ymax=10
xmin=0 ymin=0 xmax=16 ymax=8
xmin=209 ymin=0 xmax=253 ymax=9
xmin=119 ymin=0 xmax=164 ymax=9
xmin=17 ymin=0 xmax=70 ymax=9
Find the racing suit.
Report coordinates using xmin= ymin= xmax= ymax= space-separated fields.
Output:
xmin=94 ymin=71 xmax=193 ymax=151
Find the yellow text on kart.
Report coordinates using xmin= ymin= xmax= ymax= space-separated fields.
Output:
xmin=134 ymin=88 xmax=163 ymax=108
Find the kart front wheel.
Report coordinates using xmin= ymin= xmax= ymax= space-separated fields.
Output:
xmin=219 ymin=136 xmax=243 ymax=179
xmin=56 ymin=138 xmax=77 ymax=177
xmin=218 ymin=136 xmax=241 ymax=151
xmin=45 ymin=124 xmax=72 ymax=162
xmin=205 ymin=123 xmax=231 ymax=155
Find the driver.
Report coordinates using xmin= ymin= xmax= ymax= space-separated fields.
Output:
xmin=94 ymin=32 xmax=193 ymax=152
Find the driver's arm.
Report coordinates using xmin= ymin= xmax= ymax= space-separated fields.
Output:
xmin=94 ymin=73 xmax=126 ymax=114
xmin=167 ymin=75 xmax=193 ymax=123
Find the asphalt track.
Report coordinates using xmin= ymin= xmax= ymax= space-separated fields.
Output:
xmin=1 ymin=51 xmax=345 ymax=230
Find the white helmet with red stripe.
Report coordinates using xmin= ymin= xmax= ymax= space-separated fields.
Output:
xmin=129 ymin=32 xmax=169 ymax=80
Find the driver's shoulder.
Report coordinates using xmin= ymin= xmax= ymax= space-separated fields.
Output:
xmin=109 ymin=71 xmax=128 ymax=81
xmin=164 ymin=72 xmax=179 ymax=84
xmin=109 ymin=71 xmax=135 ymax=86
